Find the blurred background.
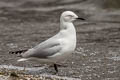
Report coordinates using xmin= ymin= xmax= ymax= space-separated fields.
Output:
xmin=0 ymin=0 xmax=120 ymax=80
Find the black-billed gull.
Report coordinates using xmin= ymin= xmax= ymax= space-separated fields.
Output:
xmin=10 ymin=11 xmax=85 ymax=72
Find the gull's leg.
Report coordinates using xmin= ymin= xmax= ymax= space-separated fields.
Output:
xmin=49 ymin=63 xmax=67 ymax=67
xmin=54 ymin=64 xmax=58 ymax=73
xmin=56 ymin=63 xmax=67 ymax=67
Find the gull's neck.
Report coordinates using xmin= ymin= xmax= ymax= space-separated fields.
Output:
xmin=59 ymin=18 xmax=77 ymax=52
xmin=60 ymin=21 xmax=74 ymax=30
xmin=59 ymin=20 xmax=76 ymax=38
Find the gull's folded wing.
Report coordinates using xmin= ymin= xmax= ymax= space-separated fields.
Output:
xmin=21 ymin=39 xmax=61 ymax=58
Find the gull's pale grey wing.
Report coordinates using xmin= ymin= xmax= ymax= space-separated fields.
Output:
xmin=21 ymin=39 xmax=61 ymax=58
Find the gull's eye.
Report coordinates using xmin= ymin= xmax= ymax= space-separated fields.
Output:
xmin=64 ymin=15 xmax=74 ymax=21
xmin=66 ymin=15 xmax=74 ymax=17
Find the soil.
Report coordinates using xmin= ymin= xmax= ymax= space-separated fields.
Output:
xmin=0 ymin=0 xmax=120 ymax=80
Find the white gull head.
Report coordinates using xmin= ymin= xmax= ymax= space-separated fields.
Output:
xmin=59 ymin=11 xmax=85 ymax=30
xmin=60 ymin=11 xmax=79 ymax=22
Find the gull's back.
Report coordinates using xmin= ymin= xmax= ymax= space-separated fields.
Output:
xmin=21 ymin=33 xmax=62 ymax=59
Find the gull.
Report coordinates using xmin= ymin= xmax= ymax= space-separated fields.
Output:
xmin=9 ymin=11 xmax=85 ymax=72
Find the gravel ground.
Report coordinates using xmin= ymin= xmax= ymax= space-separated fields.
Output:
xmin=0 ymin=0 xmax=120 ymax=80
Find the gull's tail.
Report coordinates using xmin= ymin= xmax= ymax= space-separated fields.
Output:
xmin=9 ymin=49 xmax=28 ymax=58
xmin=9 ymin=49 xmax=28 ymax=54
xmin=9 ymin=49 xmax=28 ymax=62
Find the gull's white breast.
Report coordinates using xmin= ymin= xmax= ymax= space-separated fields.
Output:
xmin=49 ymin=23 xmax=76 ymax=61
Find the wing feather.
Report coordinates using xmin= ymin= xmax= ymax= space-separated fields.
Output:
xmin=21 ymin=39 xmax=61 ymax=58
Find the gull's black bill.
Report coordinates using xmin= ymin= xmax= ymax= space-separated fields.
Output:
xmin=76 ymin=18 xmax=85 ymax=20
